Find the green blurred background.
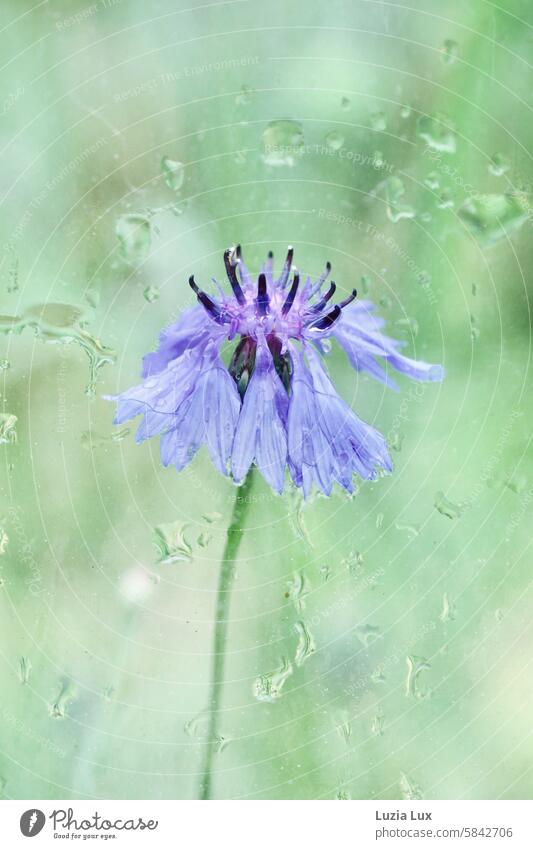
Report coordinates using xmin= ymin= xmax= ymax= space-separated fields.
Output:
xmin=0 ymin=0 xmax=532 ymax=800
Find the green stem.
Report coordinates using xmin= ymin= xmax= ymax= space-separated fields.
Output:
xmin=199 ymin=469 xmax=255 ymax=800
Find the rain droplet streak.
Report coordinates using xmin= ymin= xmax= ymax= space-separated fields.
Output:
xmin=161 ymin=156 xmax=185 ymax=192
xmin=0 ymin=527 xmax=8 ymax=555
xmin=48 ymin=679 xmax=77 ymax=719
xmin=335 ymin=711 xmax=352 ymax=744
xmin=18 ymin=656 xmax=32 ymax=685
xmin=458 ymin=193 xmax=528 ymax=245
xmin=285 ymin=571 xmax=309 ymax=613
xmin=399 ymin=772 xmax=424 ymax=800
xmin=115 ymin=214 xmax=151 ymax=264
xmin=253 ymin=657 xmax=293 ymax=702
xmin=371 ymin=711 xmax=385 ymax=736
xmin=440 ymin=592 xmax=457 ymax=622
xmin=405 ymin=654 xmax=431 ymax=698
xmin=153 ymin=520 xmax=192 ymax=564
xmin=262 ymin=120 xmax=305 ymax=167
xmin=0 ymin=413 xmax=17 ymax=445
xmin=294 ymin=620 xmax=316 ymax=666
xmin=383 ymin=176 xmax=415 ymax=223
xmin=0 ymin=304 xmax=116 ymax=397
xmin=434 ymin=491 xmax=462 ymax=519
xmin=417 ymin=113 xmax=456 ymax=153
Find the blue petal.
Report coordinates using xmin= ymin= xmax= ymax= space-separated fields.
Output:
xmin=141 ymin=306 xmax=212 ymax=377
xmin=232 ymin=337 xmax=288 ymax=493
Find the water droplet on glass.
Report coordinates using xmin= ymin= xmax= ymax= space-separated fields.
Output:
xmin=202 ymin=512 xmax=222 ymax=524
xmin=343 ymin=549 xmax=364 ymax=576
xmin=294 ymin=620 xmax=316 ymax=666
xmin=340 ymin=96 xmax=351 ymax=111
xmin=161 ymin=156 xmax=185 ymax=192
xmin=488 ymin=152 xmax=510 ymax=177
xmin=371 ymin=711 xmax=385 ymax=736
xmin=319 ymin=563 xmax=331 ymax=581
xmin=184 ymin=710 xmax=209 ymax=738
xmin=0 ymin=413 xmax=17 ymax=445
xmin=441 ymin=38 xmax=458 ymax=64
xmin=197 ymin=531 xmax=212 ymax=548
xmin=405 ymin=654 xmax=431 ymax=698
xmin=370 ymin=110 xmax=387 ymax=131
xmin=262 ymin=120 xmax=305 ymax=167
xmin=325 ymin=130 xmax=344 ymax=151
xmin=395 ymin=520 xmax=420 ymax=537
xmin=253 ymin=657 xmax=293 ymax=702
xmin=18 ymin=656 xmax=32 ymax=685
xmin=376 ymin=512 xmax=384 ymax=529
xmin=437 ymin=188 xmax=454 ymax=209
xmin=434 ymin=491 xmax=462 ymax=519
xmin=153 ymin=520 xmax=192 ymax=564
xmin=399 ymin=772 xmax=423 ymax=800
xmin=335 ymin=711 xmax=352 ymax=744
xmin=417 ymin=112 xmax=456 ymax=153
xmin=0 ymin=359 xmax=10 ymax=370
xmin=354 ymin=623 xmax=381 ymax=646
xmin=115 ymin=214 xmax=151 ymax=264
xmin=48 ymin=679 xmax=77 ymax=719
xmin=285 ymin=571 xmax=309 ymax=613
xmin=424 ymin=172 xmax=440 ymax=190
xmin=458 ymin=193 xmax=528 ymax=245
xmin=143 ymin=285 xmax=159 ymax=303
xmin=400 ymin=104 xmax=411 ymax=119
xmin=383 ymin=176 xmax=415 ymax=222
xmin=84 ymin=289 xmax=100 ymax=309
xmin=440 ymin=592 xmax=457 ymax=622
xmin=0 ymin=527 xmax=8 ymax=555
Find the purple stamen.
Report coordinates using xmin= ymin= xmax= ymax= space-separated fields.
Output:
xmin=277 ymin=246 xmax=294 ymax=288
xmin=308 ymin=304 xmax=341 ymax=331
xmin=309 ymin=281 xmax=337 ymax=313
xmin=281 ymin=273 xmax=300 ymax=316
xmin=224 ymin=249 xmax=246 ymax=305
xmin=189 ymin=275 xmax=226 ymax=324
xmin=256 ymin=273 xmax=269 ymax=316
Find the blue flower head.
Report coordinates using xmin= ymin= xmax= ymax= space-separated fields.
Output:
xmin=108 ymin=246 xmax=444 ymax=496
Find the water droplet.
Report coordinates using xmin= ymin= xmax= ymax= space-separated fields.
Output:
xmin=376 ymin=512 xmax=384 ymax=529
xmin=354 ymin=623 xmax=381 ymax=646
xmin=389 ymin=432 xmax=404 ymax=452
xmin=360 ymin=274 xmax=371 ymax=294
xmin=395 ymin=519 xmax=420 ymax=537
xmin=81 ymin=428 xmax=130 ymax=449
xmin=48 ymin=679 xmax=76 ymax=719
xmin=262 ymin=120 xmax=305 ymax=167
xmin=340 ymin=96 xmax=351 ymax=111
xmin=424 ymin=171 xmax=440 ymax=190
xmin=115 ymin=214 xmax=151 ymax=263
xmin=215 ymin=734 xmax=231 ymax=754
xmin=343 ymin=549 xmax=364 ymax=576
xmin=319 ymin=563 xmax=331 ymax=581
xmin=0 ymin=359 xmax=11 ymax=370
xmin=440 ymin=592 xmax=457 ymax=622
xmin=235 ymin=84 xmax=253 ymax=106
xmin=394 ymin=316 xmax=419 ymax=337
xmin=488 ymin=152 xmax=510 ymax=177
xmin=294 ymin=620 xmax=316 ymax=666
xmin=400 ymin=104 xmax=412 ymax=119
xmin=335 ymin=711 xmax=352 ymax=744
xmin=437 ymin=188 xmax=454 ymax=209
xmin=325 ymin=130 xmax=344 ymax=151
xmin=370 ymin=110 xmax=387 ymax=131
xmin=84 ymin=289 xmax=100 ymax=309
xmin=161 ymin=156 xmax=185 ymax=192
xmin=285 ymin=571 xmax=309 ymax=613
xmin=458 ymin=193 xmax=528 ymax=245
xmin=399 ymin=772 xmax=423 ymax=800
xmin=0 ymin=527 xmax=8 ymax=555
xmin=153 ymin=520 xmax=192 ymax=564
xmin=371 ymin=711 xmax=385 ymax=736
xmin=18 ymin=656 xmax=32 ymax=685
xmin=0 ymin=413 xmax=17 ymax=445
xmin=383 ymin=176 xmax=415 ymax=222
xmin=495 ymin=608 xmax=504 ymax=622
xmin=405 ymin=654 xmax=431 ymax=698
xmin=417 ymin=112 xmax=456 ymax=153
xmin=202 ymin=512 xmax=222 ymax=524
xmin=434 ymin=491 xmax=462 ymax=519
xmin=197 ymin=531 xmax=212 ymax=548
xmin=253 ymin=657 xmax=293 ymax=702
xmin=143 ymin=285 xmax=159 ymax=303
xmin=184 ymin=710 xmax=209 ymax=738
xmin=441 ymin=38 xmax=458 ymax=64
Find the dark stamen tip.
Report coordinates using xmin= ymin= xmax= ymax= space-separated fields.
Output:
xmin=268 ymin=250 xmax=274 ymax=258
xmin=338 ymin=288 xmax=358 ymax=309
xmin=189 ymin=275 xmax=199 ymax=294
xmin=309 ymin=304 xmax=341 ymax=331
xmin=281 ymin=273 xmax=300 ymax=316
xmin=256 ymin=272 xmax=269 ymax=315
xmin=223 ymin=249 xmax=246 ymax=305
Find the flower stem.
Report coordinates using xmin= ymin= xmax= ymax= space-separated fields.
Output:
xmin=199 ymin=469 xmax=255 ymax=800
